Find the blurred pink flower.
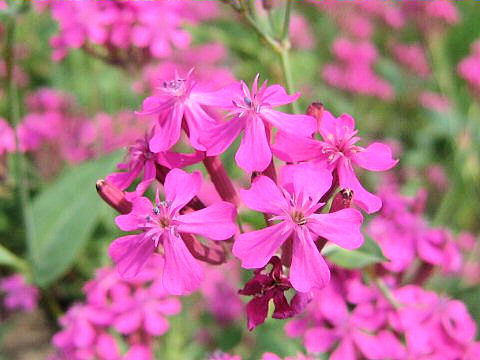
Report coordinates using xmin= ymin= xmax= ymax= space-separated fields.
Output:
xmin=201 ymin=74 xmax=316 ymax=172
xmin=110 ymin=168 xmax=237 ymax=294
xmin=233 ymin=165 xmax=363 ymax=292
xmin=290 ymin=15 xmax=315 ymax=49
xmin=0 ymin=118 xmax=15 ymax=155
xmin=391 ymin=42 xmax=430 ymax=77
xmin=419 ymin=91 xmax=451 ymax=112
xmin=274 ymin=110 xmax=398 ymax=213
xmin=0 ymin=274 xmax=38 ymax=312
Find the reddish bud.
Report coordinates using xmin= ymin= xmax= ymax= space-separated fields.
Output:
xmin=95 ymin=179 xmax=132 ymax=214
xmin=330 ymin=188 xmax=354 ymax=213
xmin=262 ymin=0 xmax=275 ymax=10
xmin=306 ymin=102 xmax=324 ymax=131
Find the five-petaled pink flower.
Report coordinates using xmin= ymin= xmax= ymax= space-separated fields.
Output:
xmin=233 ymin=166 xmax=363 ymax=292
xmin=201 ymin=74 xmax=316 ymax=172
xmin=109 ymin=168 xmax=237 ymax=295
xmin=137 ymin=69 xmax=221 ymax=153
xmin=273 ymin=110 xmax=398 ymax=213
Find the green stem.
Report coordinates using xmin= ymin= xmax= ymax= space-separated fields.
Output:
xmin=4 ymin=8 xmax=36 ymax=269
xmin=281 ymin=0 xmax=292 ymax=41
xmin=375 ymin=278 xmax=401 ymax=309
xmin=279 ymin=49 xmax=300 ymax=114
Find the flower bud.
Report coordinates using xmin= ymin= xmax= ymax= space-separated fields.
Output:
xmin=330 ymin=188 xmax=353 ymax=213
xmin=306 ymin=102 xmax=324 ymax=132
xmin=96 ymin=179 xmax=132 ymax=214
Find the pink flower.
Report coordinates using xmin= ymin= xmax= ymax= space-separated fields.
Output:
xmin=0 ymin=274 xmax=39 ymax=312
xmin=0 ymin=118 xmax=15 ymax=155
xmin=109 ymin=168 xmax=237 ymax=295
xmin=273 ymin=110 xmax=398 ymax=213
xmin=201 ymin=74 xmax=316 ymax=172
xmin=233 ymin=166 xmax=363 ymax=292
xmin=137 ymin=69 xmax=220 ymax=152
xmin=391 ymin=42 xmax=430 ymax=77
xmin=106 ymin=131 xmax=203 ymax=195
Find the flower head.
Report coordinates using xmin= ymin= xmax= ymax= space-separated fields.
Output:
xmin=109 ymin=168 xmax=237 ymax=295
xmin=233 ymin=165 xmax=363 ymax=292
xmin=0 ymin=274 xmax=39 ymax=312
xmin=201 ymin=74 xmax=316 ymax=172
xmin=273 ymin=109 xmax=398 ymax=213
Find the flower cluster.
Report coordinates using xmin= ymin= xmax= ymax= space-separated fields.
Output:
xmin=39 ymin=1 xmax=218 ymax=65
xmin=51 ymin=259 xmax=181 ymax=360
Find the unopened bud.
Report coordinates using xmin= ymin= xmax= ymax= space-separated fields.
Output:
xmin=96 ymin=179 xmax=132 ymax=214
xmin=330 ymin=188 xmax=353 ymax=213
xmin=306 ymin=102 xmax=324 ymax=132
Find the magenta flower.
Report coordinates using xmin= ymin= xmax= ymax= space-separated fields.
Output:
xmin=201 ymin=74 xmax=316 ymax=172
xmin=0 ymin=274 xmax=39 ymax=312
xmin=106 ymin=132 xmax=203 ymax=195
xmin=273 ymin=110 xmax=398 ymax=213
xmin=137 ymin=69 xmax=220 ymax=152
xmin=233 ymin=166 xmax=363 ymax=292
xmin=0 ymin=118 xmax=15 ymax=155
xmin=109 ymin=168 xmax=237 ymax=295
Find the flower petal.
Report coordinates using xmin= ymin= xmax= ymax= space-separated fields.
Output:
xmin=233 ymin=222 xmax=292 ymax=269
xmin=262 ymin=84 xmax=300 ymax=107
xmin=164 ymin=168 xmax=202 ymax=213
xmin=115 ymin=197 xmax=152 ymax=231
xmin=338 ymin=159 xmax=382 ymax=214
xmin=235 ymin=116 xmax=271 ymax=172
xmin=240 ymin=175 xmax=287 ymax=215
xmin=292 ymin=165 xmax=333 ymax=205
xmin=272 ymin=131 xmax=323 ymax=162
xmin=176 ymin=202 xmax=237 ymax=240
xmin=135 ymin=159 xmax=157 ymax=195
xmin=184 ymin=101 xmax=217 ymax=151
xmin=162 ymin=233 xmax=204 ymax=295
xmin=109 ymin=234 xmax=155 ymax=279
xmin=106 ymin=163 xmax=142 ymax=191
xmin=201 ymin=117 xmax=244 ymax=156
xmin=149 ymin=103 xmax=183 ymax=152
xmin=290 ymin=227 xmax=330 ymax=292
xmin=353 ymin=142 xmax=398 ymax=171
xmin=262 ymin=108 xmax=316 ymax=137
xmin=308 ymin=209 xmax=364 ymax=250
xmin=304 ymin=327 xmax=338 ymax=353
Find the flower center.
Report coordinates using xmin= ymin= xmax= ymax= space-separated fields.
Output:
xmin=162 ymin=79 xmax=186 ymax=97
xmin=292 ymin=210 xmax=307 ymax=226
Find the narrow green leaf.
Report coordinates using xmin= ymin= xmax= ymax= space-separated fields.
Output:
xmin=322 ymin=235 xmax=388 ymax=269
xmin=29 ymin=152 xmax=121 ymax=286
xmin=0 ymin=244 xmax=28 ymax=272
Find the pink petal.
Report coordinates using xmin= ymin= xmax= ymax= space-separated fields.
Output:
xmin=137 ymin=96 xmax=175 ymax=116
xmin=115 ymin=197 xmax=152 ymax=231
xmin=338 ymin=159 xmax=382 ymax=214
xmin=164 ymin=168 xmax=202 ymax=213
xmin=330 ymin=337 xmax=356 ymax=360
xmin=353 ymin=142 xmax=398 ymax=171
xmin=304 ymin=327 xmax=338 ymax=353
xmin=318 ymin=110 xmax=339 ymax=140
xmin=292 ymin=165 xmax=333 ymax=204
xmin=144 ymin=307 xmax=169 ymax=336
xmin=135 ymin=159 xmax=157 ymax=195
xmin=308 ymin=209 xmax=364 ymax=250
xmin=233 ymin=222 xmax=292 ymax=268
xmin=262 ymin=84 xmax=300 ymax=107
xmin=290 ymin=227 xmax=330 ymax=292
xmin=106 ymin=163 xmax=142 ymax=191
xmin=272 ymin=130 xmax=323 ymax=162
xmin=235 ymin=116 xmax=271 ymax=172
xmin=176 ymin=202 xmax=237 ymax=240
xmin=261 ymin=108 xmax=316 ymax=137
xmin=191 ymin=82 xmax=242 ymax=108
xmin=114 ymin=308 xmax=143 ymax=334
xmin=184 ymin=101 xmax=217 ymax=151
xmin=162 ymin=233 xmax=204 ymax=295
xmin=240 ymin=176 xmax=287 ymax=215
xmin=202 ymin=117 xmax=244 ymax=156
xmin=149 ymin=103 xmax=183 ymax=152
xmin=158 ymin=150 xmax=204 ymax=169
xmin=109 ymin=234 xmax=155 ymax=279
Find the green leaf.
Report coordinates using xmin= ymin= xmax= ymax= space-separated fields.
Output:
xmin=0 ymin=244 xmax=28 ymax=272
xmin=28 ymin=152 xmax=121 ymax=287
xmin=322 ymin=235 xmax=388 ymax=269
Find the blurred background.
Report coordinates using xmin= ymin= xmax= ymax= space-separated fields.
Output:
xmin=1 ymin=1 xmax=479 ymax=359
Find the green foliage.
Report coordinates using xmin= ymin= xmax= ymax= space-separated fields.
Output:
xmin=323 ymin=235 xmax=388 ymax=269
xmin=28 ymin=152 xmax=121 ymax=287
